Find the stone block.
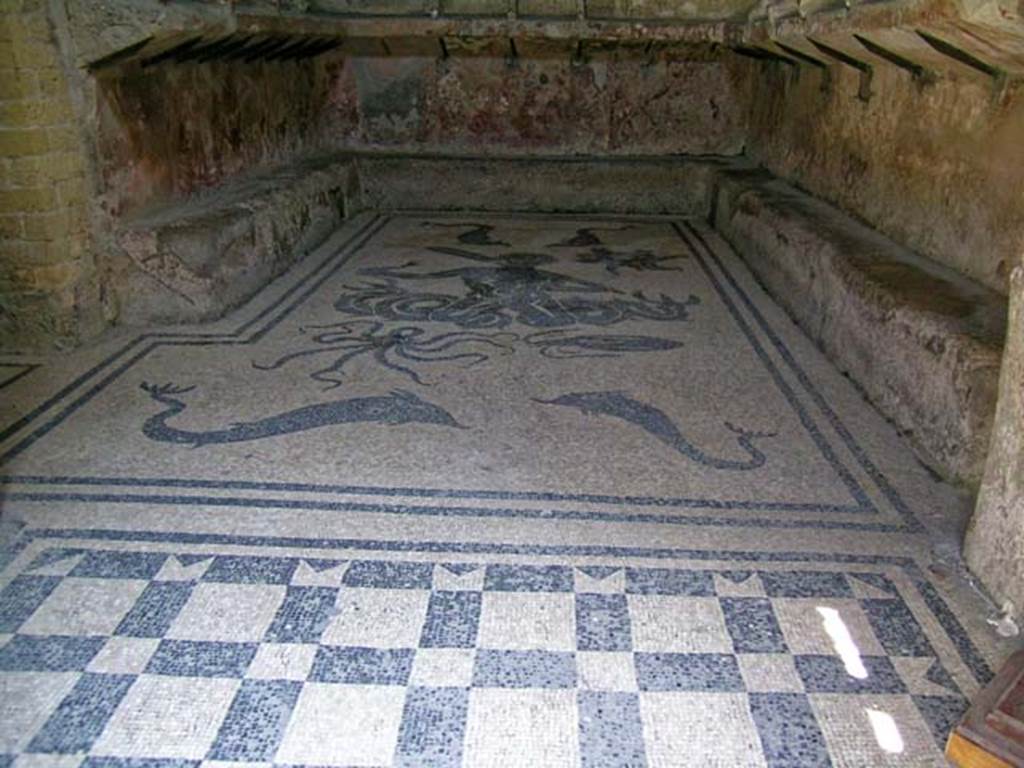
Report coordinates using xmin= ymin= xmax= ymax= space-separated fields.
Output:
xmin=45 ymin=126 xmax=79 ymax=152
xmin=0 ymin=186 xmax=56 ymax=212
xmin=308 ymin=0 xmax=430 ymax=13
xmin=0 ymin=213 xmax=21 ymax=238
xmin=965 ymin=266 xmax=1024 ymax=617
xmin=0 ymin=98 xmax=72 ymax=126
xmin=518 ymin=0 xmax=578 ymax=15
xmin=114 ymin=155 xmax=356 ymax=326
xmin=357 ymin=154 xmax=734 ymax=216
xmin=35 ymin=67 xmax=68 ymax=98
xmin=8 ymin=37 xmax=59 ymax=68
xmin=21 ymin=209 xmax=79 ymax=241
xmin=0 ymin=68 xmax=38 ymax=99
xmin=712 ymin=168 xmax=1006 ymax=486
xmin=441 ymin=0 xmax=510 ymax=14
xmin=0 ymin=129 xmax=48 ymax=156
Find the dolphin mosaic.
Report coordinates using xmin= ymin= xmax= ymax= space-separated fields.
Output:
xmin=536 ymin=390 xmax=776 ymax=470
xmin=140 ymin=383 xmax=464 ymax=447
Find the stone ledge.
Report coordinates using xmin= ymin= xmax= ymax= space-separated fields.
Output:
xmin=712 ymin=168 xmax=1007 ymax=486
xmin=114 ymin=154 xmax=357 ymax=326
xmin=357 ymin=153 xmax=743 ymax=215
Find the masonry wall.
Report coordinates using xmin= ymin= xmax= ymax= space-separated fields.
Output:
xmin=965 ymin=265 xmax=1024 ymax=617
xmin=0 ymin=0 xmax=100 ymax=350
xmin=96 ymin=48 xmax=745 ymax=219
xmin=96 ymin=56 xmax=342 ymax=217
xmin=338 ymin=51 xmax=745 ymax=157
xmin=740 ymin=57 xmax=1024 ymax=295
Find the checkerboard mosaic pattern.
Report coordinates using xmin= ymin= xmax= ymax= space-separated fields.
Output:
xmin=0 ymin=546 xmax=976 ymax=767
xmin=1 ymin=214 xmax=1012 ymax=765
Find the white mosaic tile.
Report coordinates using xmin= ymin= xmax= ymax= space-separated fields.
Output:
xmin=274 ymin=682 xmax=407 ymax=765
xmin=774 ymin=598 xmax=887 ymax=657
xmin=464 ymin=688 xmax=580 ymax=768
xmin=737 ymin=653 xmax=805 ymax=693
xmin=154 ymin=556 xmax=213 ymax=582
xmin=714 ymin=573 xmax=767 ymax=598
xmin=575 ymin=569 xmax=626 ymax=594
xmin=409 ymin=647 xmax=476 ymax=688
xmin=291 ymin=560 xmax=349 ymax=587
xmin=19 ymin=579 xmax=147 ymax=637
xmin=86 ymin=637 xmax=160 ymax=675
xmin=167 ymin=583 xmax=286 ymax=643
xmin=640 ymin=692 xmax=767 ymax=768
xmin=434 ymin=565 xmax=485 ymax=592
xmin=321 ymin=588 xmax=429 ymax=648
xmin=11 ymin=755 xmax=85 ymax=768
xmin=477 ymin=592 xmax=576 ymax=651
xmin=91 ymin=675 xmax=239 ymax=759
xmin=245 ymin=643 xmax=318 ymax=681
xmin=629 ymin=596 xmax=732 ymax=653
xmin=0 ymin=672 xmax=80 ymax=752
xmin=577 ymin=651 xmax=638 ymax=692
xmin=26 ymin=554 xmax=84 ymax=578
xmin=811 ymin=693 xmax=946 ymax=768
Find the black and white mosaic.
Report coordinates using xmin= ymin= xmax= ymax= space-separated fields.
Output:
xmin=0 ymin=213 xmax=1012 ymax=766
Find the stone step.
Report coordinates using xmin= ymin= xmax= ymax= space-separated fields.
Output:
xmin=711 ymin=167 xmax=1007 ymax=486
xmin=355 ymin=153 xmax=740 ymax=216
xmin=114 ymin=154 xmax=357 ymax=326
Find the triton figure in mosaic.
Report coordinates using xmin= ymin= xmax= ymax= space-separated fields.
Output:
xmin=336 ymin=246 xmax=700 ymax=329
xmin=139 ymin=382 xmax=464 ymax=446
xmin=252 ymin=320 xmax=518 ymax=389
xmin=536 ymin=390 xmax=776 ymax=470
xmin=421 ymin=221 xmax=510 ymax=246
xmin=522 ymin=329 xmax=683 ymax=358
xmin=547 ymin=226 xmax=636 ymax=248
xmin=253 ymin=322 xmax=682 ymax=388
xmin=576 ymin=247 xmax=687 ymax=276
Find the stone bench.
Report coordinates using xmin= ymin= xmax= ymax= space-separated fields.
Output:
xmin=355 ymin=154 xmax=738 ymax=216
xmin=114 ymin=154 xmax=357 ymax=326
xmin=712 ymin=168 xmax=1007 ymax=486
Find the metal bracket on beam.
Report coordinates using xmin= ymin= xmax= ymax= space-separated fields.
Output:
xmin=507 ymin=38 xmax=519 ymax=68
xmin=774 ymin=41 xmax=831 ymax=92
xmin=733 ymin=45 xmax=798 ymax=67
xmin=808 ymin=38 xmax=873 ymax=101
xmin=287 ymin=38 xmax=341 ymax=62
xmin=198 ymin=35 xmax=253 ymax=63
xmin=266 ymin=37 xmax=316 ymax=62
xmin=916 ymin=29 xmax=1009 ymax=99
xmin=86 ymin=37 xmax=154 ymax=72
xmin=244 ymin=37 xmax=294 ymax=63
xmin=571 ymin=40 xmax=587 ymax=67
xmin=185 ymin=36 xmax=244 ymax=64
xmin=854 ymin=34 xmax=936 ymax=86
xmin=141 ymin=37 xmax=203 ymax=68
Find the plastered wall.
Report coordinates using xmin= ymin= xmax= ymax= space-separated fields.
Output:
xmin=740 ymin=56 xmax=1024 ymax=296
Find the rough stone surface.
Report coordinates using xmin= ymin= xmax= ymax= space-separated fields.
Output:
xmin=0 ymin=214 xmax=1015 ymax=766
xmin=96 ymin=57 xmax=342 ymax=216
xmin=350 ymin=54 xmax=744 ymax=155
xmin=0 ymin=0 xmax=102 ymax=351
xmin=965 ymin=265 xmax=1024 ymax=618
xmin=358 ymin=154 xmax=739 ymax=214
xmin=112 ymin=156 xmax=355 ymax=325
xmin=712 ymin=168 xmax=1007 ymax=487
xmin=739 ymin=55 xmax=1024 ymax=296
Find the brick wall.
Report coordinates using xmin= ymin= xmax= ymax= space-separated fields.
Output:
xmin=0 ymin=0 xmax=98 ymax=351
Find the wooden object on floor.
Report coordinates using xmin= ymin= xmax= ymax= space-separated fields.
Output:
xmin=948 ymin=649 xmax=1024 ymax=767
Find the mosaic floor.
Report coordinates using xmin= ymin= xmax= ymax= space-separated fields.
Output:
xmin=0 ymin=213 xmax=1015 ymax=767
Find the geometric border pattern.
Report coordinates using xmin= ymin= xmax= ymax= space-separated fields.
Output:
xmin=0 ymin=217 xmax=924 ymax=533
xmin=0 ymin=545 xmax=986 ymax=767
